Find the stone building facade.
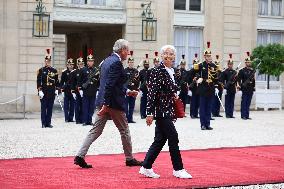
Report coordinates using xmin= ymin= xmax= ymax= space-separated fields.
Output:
xmin=0 ymin=0 xmax=283 ymax=112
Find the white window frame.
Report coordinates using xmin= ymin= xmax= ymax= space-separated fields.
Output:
xmin=258 ymin=0 xmax=284 ymax=17
xmin=174 ymin=0 xmax=204 ymax=13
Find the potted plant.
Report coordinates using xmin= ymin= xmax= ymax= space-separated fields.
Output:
xmin=251 ymin=43 xmax=284 ymax=110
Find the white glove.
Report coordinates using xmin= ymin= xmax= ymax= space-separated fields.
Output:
xmin=72 ymin=93 xmax=76 ymax=100
xmin=55 ymin=90 xmax=59 ymax=95
xmin=139 ymin=91 xmax=143 ymax=97
xmin=197 ymin=78 xmax=203 ymax=84
xmin=126 ymin=89 xmax=131 ymax=96
xmin=223 ymin=89 xmax=227 ymax=96
xmin=62 ymin=92 xmax=65 ymax=98
xmin=38 ymin=91 xmax=44 ymax=99
xmin=215 ymin=88 xmax=219 ymax=96
xmin=177 ymin=91 xmax=180 ymax=96
xmin=188 ymin=90 xmax=192 ymax=97
xmin=79 ymin=90 xmax=83 ymax=97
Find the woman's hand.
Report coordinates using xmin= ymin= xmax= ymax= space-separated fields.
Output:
xmin=146 ymin=116 xmax=154 ymax=126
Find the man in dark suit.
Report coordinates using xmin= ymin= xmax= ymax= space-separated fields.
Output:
xmin=74 ymin=39 xmax=142 ymax=168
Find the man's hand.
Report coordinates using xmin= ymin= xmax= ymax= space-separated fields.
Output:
xmin=146 ymin=115 xmax=154 ymax=126
xmin=72 ymin=93 xmax=76 ymax=100
xmin=79 ymin=90 xmax=83 ymax=97
xmin=62 ymin=92 xmax=65 ymax=98
xmin=215 ymin=88 xmax=219 ymax=96
xmin=223 ymin=89 xmax=227 ymax=96
xmin=131 ymin=90 xmax=139 ymax=97
xmin=38 ymin=91 xmax=44 ymax=99
xmin=55 ymin=90 xmax=59 ymax=95
xmin=97 ymin=105 xmax=108 ymax=116
xmin=188 ymin=90 xmax=192 ymax=97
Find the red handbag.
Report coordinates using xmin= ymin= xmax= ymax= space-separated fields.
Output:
xmin=174 ymin=98 xmax=185 ymax=118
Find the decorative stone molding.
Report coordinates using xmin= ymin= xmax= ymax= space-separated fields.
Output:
xmin=53 ymin=6 xmax=126 ymax=24
xmin=257 ymin=16 xmax=284 ymax=31
xmin=174 ymin=11 xmax=204 ymax=27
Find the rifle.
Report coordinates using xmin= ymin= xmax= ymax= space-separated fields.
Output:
xmin=224 ymin=62 xmax=242 ymax=89
xmin=82 ymin=67 xmax=99 ymax=89
xmin=241 ymin=61 xmax=261 ymax=88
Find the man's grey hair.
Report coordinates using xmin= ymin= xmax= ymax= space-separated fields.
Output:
xmin=113 ymin=39 xmax=129 ymax=53
xmin=160 ymin=45 xmax=177 ymax=55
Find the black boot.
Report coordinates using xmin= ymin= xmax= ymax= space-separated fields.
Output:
xmin=74 ymin=156 xmax=93 ymax=168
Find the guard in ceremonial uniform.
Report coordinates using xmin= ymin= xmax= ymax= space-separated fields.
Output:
xmin=221 ymin=54 xmax=237 ymax=118
xmin=194 ymin=42 xmax=219 ymax=130
xmin=37 ymin=49 xmax=60 ymax=128
xmin=125 ymin=51 xmax=139 ymax=123
xmin=78 ymin=49 xmax=100 ymax=125
xmin=139 ymin=54 xmax=150 ymax=119
xmin=237 ymin=52 xmax=255 ymax=120
xmin=176 ymin=55 xmax=188 ymax=113
xmin=187 ymin=54 xmax=200 ymax=119
xmin=61 ymin=57 xmax=75 ymax=122
xmin=153 ymin=51 xmax=160 ymax=68
xmin=211 ymin=55 xmax=223 ymax=117
xmin=70 ymin=52 xmax=85 ymax=124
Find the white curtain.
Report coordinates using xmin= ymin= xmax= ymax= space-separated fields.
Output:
xmin=270 ymin=32 xmax=281 ymax=43
xmin=188 ymin=29 xmax=202 ymax=68
xmin=91 ymin=0 xmax=106 ymax=6
xmin=174 ymin=27 xmax=203 ymax=68
xmin=174 ymin=28 xmax=187 ymax=67
xmin=271 ymin=0 xmax=282 ymax=16
xmin=258 ymin=0 xmax=268 ymax=15
xmin=72 ymin=0 xmax=85 ymax=4
xmin=257 ymin=32 xmax=268 ymax=45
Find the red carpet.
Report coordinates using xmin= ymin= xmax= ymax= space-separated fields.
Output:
xmin=1 ymin=145 xmax=284 ymax=189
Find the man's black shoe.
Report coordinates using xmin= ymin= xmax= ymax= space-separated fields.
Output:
xmin=201 ymin=126 xmax=207 ymax=130
xmin=74 ymin=156 xmax=93 ymax=168
xmin=128 ymin=120 xmax=136 ymax=123
xmin=210 ymin=118 xmax=215 ymax=120
xmin=247 ymin=117 xmax=252 ymax=120
xmin=206 ymin=126 xmax=213 ymax=130
xmin=126 ymin=158 xmax=143 ymax=166
xmin=141 ymin=116 xmax=146 ymax=119
xmin=241 ymin=117 xmax=247 ymax=120
xmin=45 ymin=124 xmax=53 ymax=128
xmin=216 ymin=115 xmax=223 ymax=117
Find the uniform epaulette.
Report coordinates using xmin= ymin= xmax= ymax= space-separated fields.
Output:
xmin=70 ymin=69 xmax=76 ymax=73
xmin=193 ymin=62 xmax=201 ymax=70
xmin=238 ymin=67 xmax=245 ymax=71
xmin=62 ymin=69 xmax=67 ymax=73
